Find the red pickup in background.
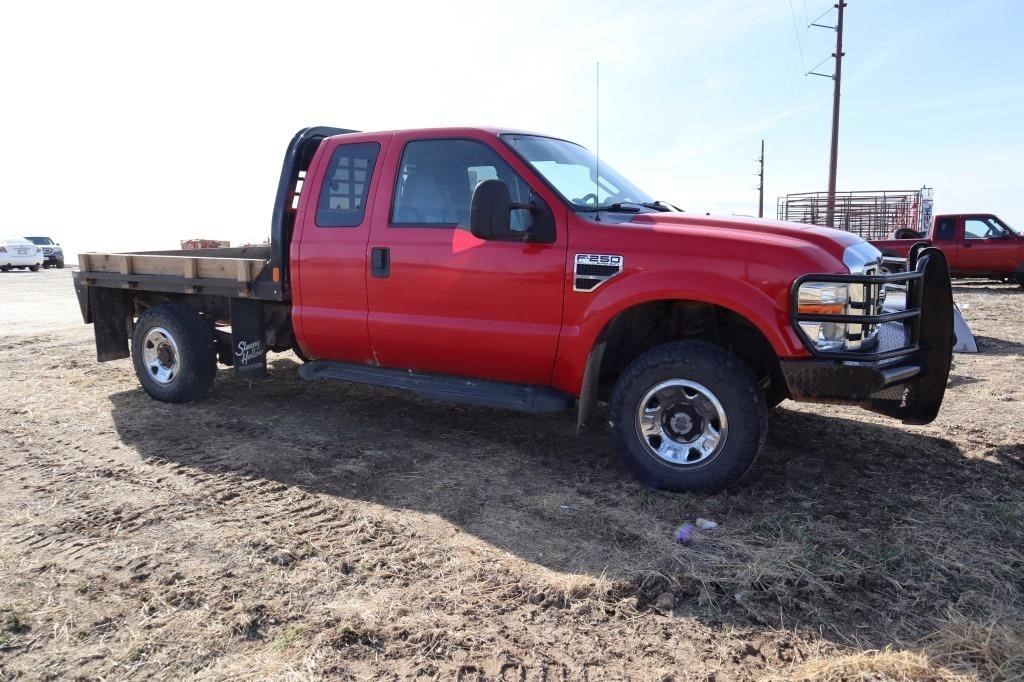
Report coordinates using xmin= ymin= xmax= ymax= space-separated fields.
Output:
xmin=871 ymin=214 xmax=1023 ymax=283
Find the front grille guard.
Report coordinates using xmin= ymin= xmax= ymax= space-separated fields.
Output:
xmin=791 ymin=246 xmax=930 ymax=362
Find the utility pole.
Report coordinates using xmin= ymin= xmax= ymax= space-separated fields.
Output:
xmin=757 ymin=139 xmax=765 ymax=218
xmin=809 ymin=1 xmax=846 ymax=227
xmin=826 ymin=2 xmax=845 ymax=227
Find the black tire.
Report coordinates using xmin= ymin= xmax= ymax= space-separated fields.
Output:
xmin=608 ymin=340 xmax=767 ymax=493
xmin=41 ymin=263 xmax=49 ymax=269
xmin=131 ymin=304 xmax=217 ymax=403
xmin=29 ymin=265 xmax=40 ymax=272
xmin=0 ymin=265 xmax=9 ymax=272
xmin=56 ymin=260 xmax=65 ymax=269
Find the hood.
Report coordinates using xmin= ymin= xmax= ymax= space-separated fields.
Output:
xmin=628 ymin=212 xmax=863 ymax=263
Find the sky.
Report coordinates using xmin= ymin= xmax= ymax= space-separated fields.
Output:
xmin=1 ymin=0 xmax=1022 ymax=259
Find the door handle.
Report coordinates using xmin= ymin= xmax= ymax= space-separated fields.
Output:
xmin=371 ymin=247 xmax=390 ymax=278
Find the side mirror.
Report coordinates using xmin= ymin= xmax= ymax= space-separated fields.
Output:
xmin=470 ymin=179 xmax=515 ymax=240
xmin=469 ymin=179 xmax=556 ymax=244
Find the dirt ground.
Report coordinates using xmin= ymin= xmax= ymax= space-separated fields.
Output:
xmin=1 ymin=268 xmax=1021 ymax=680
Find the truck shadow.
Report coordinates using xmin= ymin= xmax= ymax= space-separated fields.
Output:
xmin=107 ymin=356 xmax=1024 ymax=666
xmin=951 ymin=281 xmax=1022 ymax=295
xmin=972 ymin=334 xmax=1024 ymax=356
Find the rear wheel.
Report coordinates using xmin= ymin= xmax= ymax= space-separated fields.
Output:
xmin=608 ymin=341 xmax=767 ymax=492
xmin=131 ymin=304 xmax=217 ymax=403
xmin=29 ymin=265 xmax=39 ymax=272
xmin=1 ymin=265 xmax=10 ymax=272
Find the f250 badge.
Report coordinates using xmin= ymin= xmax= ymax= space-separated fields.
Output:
xmin=574 ymin=253 xmax=624 ymax=292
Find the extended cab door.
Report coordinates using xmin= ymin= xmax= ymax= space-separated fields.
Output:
xmin=290 ymin=134 xmax=392 ymax=362
xmin=958 ymin=215 xmax=1019 ymax=274
xmin=364 ymin=132 xmax=568 ymax=385
xmin=930 ymin=216 xmax=959 ymax=270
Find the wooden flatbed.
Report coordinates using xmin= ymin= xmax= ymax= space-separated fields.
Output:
xmin=76 ymin=246 xmax=276 ymax=299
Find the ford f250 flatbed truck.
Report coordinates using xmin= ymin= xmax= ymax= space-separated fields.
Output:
xmin=871 ymin=213 xmax=1023 ymax=284
xmin=74 ymin=126 xmax=955 ymax=492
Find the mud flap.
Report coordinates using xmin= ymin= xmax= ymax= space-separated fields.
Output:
xmin=576 ymin=341 xmax=606 ymax=433
xmin=89 ymin=287 xmax=131 ymax=362
xmin=229 ymin=298 xmax=268 ymax=379
xmin=868 ymin=247 xmax=953 ymax=425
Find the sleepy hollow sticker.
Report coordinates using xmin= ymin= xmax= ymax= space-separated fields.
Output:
xmin=229 ymin=298 xmax=269 ymax=379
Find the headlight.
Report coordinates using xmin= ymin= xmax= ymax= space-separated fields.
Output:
xmin=795 ymin=243 xmax=885 ymax=353
xmin=797 ymin=282 xmax=850 ymax=351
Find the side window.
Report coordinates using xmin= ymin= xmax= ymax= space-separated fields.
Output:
xmin=933 ymin=218 xmax=955 ymax=241
xmin=391 ymin=139 xmax=532 ymax=231
xmin=964 ymin=217 xmax=1003 ymax=240
xmin=316 ymin=142 xmax=381 ymax=227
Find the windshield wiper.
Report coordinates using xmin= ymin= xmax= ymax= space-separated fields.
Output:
xmin=578 ymin=201 xmax=674 ymax=213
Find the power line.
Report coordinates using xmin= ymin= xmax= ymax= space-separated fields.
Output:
xmin=788 ymin=0 xmax=807 ymax=73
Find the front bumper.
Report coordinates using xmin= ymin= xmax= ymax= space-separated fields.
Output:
xmin=781 ymin=245 xmax=954 ymax=425
xmin=43 ymin=254 xmax=64 ymax=265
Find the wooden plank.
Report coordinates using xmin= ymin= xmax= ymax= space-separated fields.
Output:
xmin=235 ymin=259 xmax=250 ymax=283
xmin=77 ymin=252 xmax=265 ymax=282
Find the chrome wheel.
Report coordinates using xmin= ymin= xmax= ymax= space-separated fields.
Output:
xmin=142 ymin=327 xmax=180 ymax=385
xmin=635 ymin=379 xmax=728 ymax=466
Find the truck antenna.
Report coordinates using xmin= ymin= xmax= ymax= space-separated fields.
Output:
xmin=595 ymin=61 xmax=601 ymax=223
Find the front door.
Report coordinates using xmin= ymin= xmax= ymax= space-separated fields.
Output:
xmin=959 ymin=215 xmax=1016 ymax=274
xmin=365 ymin=134 xmax=567 ymax=385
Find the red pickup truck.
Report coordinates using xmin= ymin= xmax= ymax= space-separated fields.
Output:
xmin=74 ymin=126 xmax=954 ymax=492
xmin=871 ymin=214 xmax=1023 ymax=284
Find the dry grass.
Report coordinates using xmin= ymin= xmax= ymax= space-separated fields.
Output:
xmin=790 ymin=648 xmax=972 ymax=682
xmin=1 ymin=270 xmax=1022 ymax=680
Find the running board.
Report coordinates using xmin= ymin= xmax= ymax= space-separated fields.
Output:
xmin=298 ymin=361 xmax=575 ymax=413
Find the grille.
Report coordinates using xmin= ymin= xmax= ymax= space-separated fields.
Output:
xmin=845 ymin=265 xmax=886 ymax=349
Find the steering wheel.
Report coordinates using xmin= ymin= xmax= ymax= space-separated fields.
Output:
xmin=575 ymin=193 xmax=599 ymax=206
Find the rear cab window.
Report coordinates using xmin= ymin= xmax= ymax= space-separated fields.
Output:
xmin=316 ymin=142 xmax=381 ymax=228
xmin=933 ymin=219 xmax=955 ymax=241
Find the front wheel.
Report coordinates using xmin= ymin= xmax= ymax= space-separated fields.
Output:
xmin=29 ymin=265 xmax=40 ymax=272
xmin=608 ymin=341 xmax=767 ymax=492
xmin=131 ymin=304 xmax=217 ymax=403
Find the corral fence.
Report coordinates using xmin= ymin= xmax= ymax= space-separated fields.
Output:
xmin=777 ymin=188 xmax=933 ymax=241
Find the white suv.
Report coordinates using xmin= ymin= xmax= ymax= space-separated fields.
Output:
xmin=0 ymin=237 xmax=44 ymax=272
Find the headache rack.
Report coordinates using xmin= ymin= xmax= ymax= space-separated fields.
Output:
xmin=790 ymin=245 xmax=936 ymax=362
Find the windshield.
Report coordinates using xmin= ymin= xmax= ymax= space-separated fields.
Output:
xmin=26 ymin=237 xmax=53 ymax=245
xmin=994 ymin=217 xmax=1019 ymax=235
xmin=501 ymin=134 xmax=655 ymax=211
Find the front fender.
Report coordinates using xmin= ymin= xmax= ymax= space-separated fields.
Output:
xmin=550 ymin=268 xmax=807 ymax=395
